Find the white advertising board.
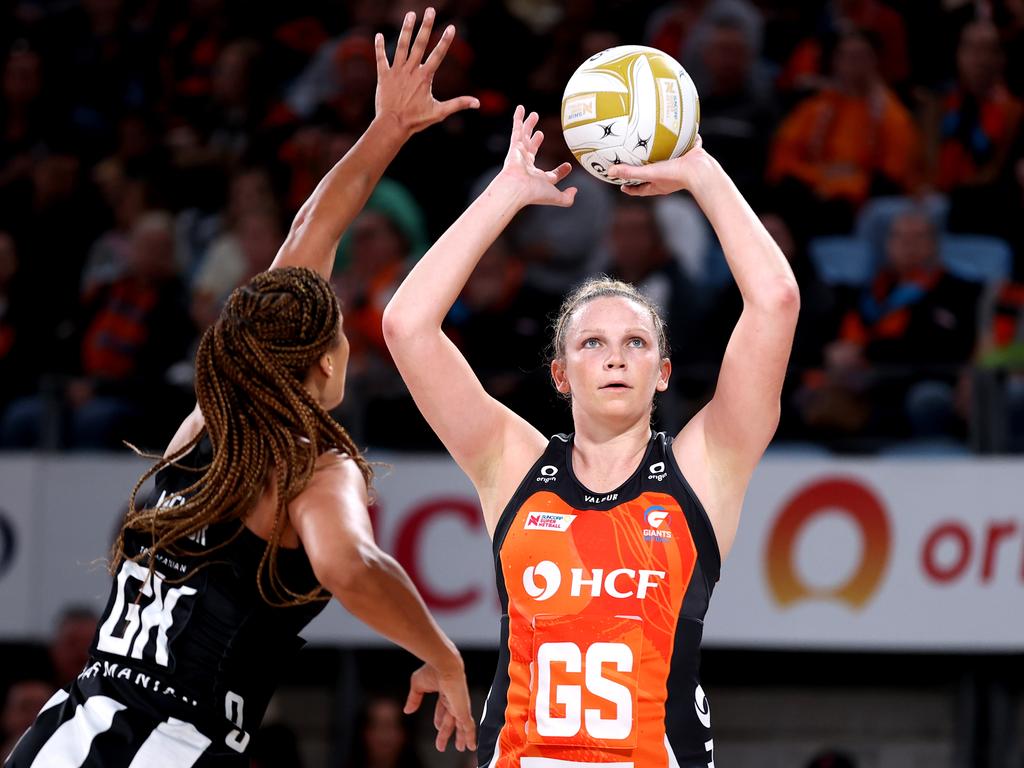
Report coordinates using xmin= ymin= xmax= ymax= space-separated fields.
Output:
xmin=0 ymin=454 xmax=1020 ymax=651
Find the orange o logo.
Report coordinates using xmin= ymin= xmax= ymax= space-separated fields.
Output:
xmin=765 ymin=478 xmax=891 ymax=609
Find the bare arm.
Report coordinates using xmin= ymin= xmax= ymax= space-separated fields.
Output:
xmin=382 ymin=107 xmax=576 ymax=527
xmin=167 ymin=9 xmax=477 ymax=456
xmin=610 ymin=144 xmax=799 ymax=557
xmin=270 ymin=8 xmax=479 ymax=280
xmin=288 ymin=453 xmax=476 ymax=752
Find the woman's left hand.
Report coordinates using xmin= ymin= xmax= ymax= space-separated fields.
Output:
xmin=498 ymin=105 xmax=577 ymax=208
xmin=374 ymin=7 xmax=480 ymax=136
xmin=606 ymin=135 xmax=713 ymax=195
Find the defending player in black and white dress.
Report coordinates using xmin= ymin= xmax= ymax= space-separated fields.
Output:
xmin=10 ymin=437 xmax=328 ymax=766
xmin=4 ymin=9 xmax=480 ymax=766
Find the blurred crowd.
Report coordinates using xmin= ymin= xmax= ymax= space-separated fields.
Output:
xmin=1 ymin=0 xmax=1024 ymax=453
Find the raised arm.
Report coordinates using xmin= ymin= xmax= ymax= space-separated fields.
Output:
xmin=610 ymin=143 xmax=799 ymax=558
xmin=289 ymin=453 xmax=476 ymax=753
xmin=270 ymin=8 xmax=479 ymax=279
xmin=382 ymin=107 xmax=576 ymax=529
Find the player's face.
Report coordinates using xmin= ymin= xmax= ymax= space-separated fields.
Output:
xmin=553 ymin=297 xmax=670 ymax=424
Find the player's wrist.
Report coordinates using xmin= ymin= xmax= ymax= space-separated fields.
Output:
xmin=433 ymin=642 xmax=464 ymax=678
xmin=679 ymin=149 xmax=720 ymax=188
xmin=370 ymin=110 xmax=415 ymax=144
xmin=491 ymin=172 xmax=532 ymax=210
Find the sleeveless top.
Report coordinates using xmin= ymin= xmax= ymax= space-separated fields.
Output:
xmin=477 ymin=431 xmax=721 ymax=768
xmin=86 ymin=435 xmax=326 ymax=754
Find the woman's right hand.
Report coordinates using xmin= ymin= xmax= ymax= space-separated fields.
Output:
xmin=606 ymin=135 xmax=716 ymax=195
xmin=404 ymin=657 xmax=477 ymax=752
xmin=498 ymin=105 xmax=577 ymax=209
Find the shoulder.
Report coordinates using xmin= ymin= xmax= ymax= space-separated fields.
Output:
xmin=307 ymin=451 xmax=369 ymax=501
xmin=163 ymin=404 xmax=205 ymax=458
xmin=287 ymin=451 xmax=370 ymax=532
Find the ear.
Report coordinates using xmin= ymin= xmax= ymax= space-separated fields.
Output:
xmin=655 ymin=358 xmax=671 ymax=392
xmin=550 ymin=358 xmax=571 ymax=394
xmin=318 ymin=351 xmax=334 ymax=379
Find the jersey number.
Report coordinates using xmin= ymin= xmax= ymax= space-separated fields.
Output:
xmin=225 ymin=691 xmax=250 ymax=753
xmin=97 ymin=560 xmax=197 ymax=668
xmin=534 ymin=641 xmax=633 ymax=741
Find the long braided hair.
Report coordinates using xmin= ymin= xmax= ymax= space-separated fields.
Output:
xmin=111 ymin=266 xmax=372 ymax=606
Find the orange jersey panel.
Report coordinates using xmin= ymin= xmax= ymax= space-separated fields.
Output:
xmin=497 ymin=490 xmax=696 ymax=767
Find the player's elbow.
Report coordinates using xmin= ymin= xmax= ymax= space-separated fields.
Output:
xmin=755 ymin=276 xmax=800 ymax=319
xmin=381 ymin=301 xmax=420 ymax=347
xmin=315 ymin=541 xmax=383 ymax=596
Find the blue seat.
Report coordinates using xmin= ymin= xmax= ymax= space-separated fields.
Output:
xmin=808 ymin=237 xmax=875 ymax=286
xmin=939 ymin=235 xmax=1013 ymax=285
xmin=810 ymin=233 xmax=1013 ymax=288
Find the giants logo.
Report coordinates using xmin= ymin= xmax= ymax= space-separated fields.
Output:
xmin=522 ymin=560 xmax=664 ymax=602
xmin=643 ymin=505 xmax=672 ymax=542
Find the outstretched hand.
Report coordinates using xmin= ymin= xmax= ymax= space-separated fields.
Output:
xmin=607 ymin=135 xmax=712 ymax=196
xmin=405 ymin=661 xmax=477 ymax=753
xmin=375 ymin=8 xmax=480 ymax=136
xmin=499 ymin=105 xmax=577 ymax=209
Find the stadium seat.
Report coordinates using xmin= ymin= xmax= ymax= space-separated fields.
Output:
xmin=808 ymin=237 xmax=875 ymax=286
xmin=939 ymin=235 xmax=1013 ymax=285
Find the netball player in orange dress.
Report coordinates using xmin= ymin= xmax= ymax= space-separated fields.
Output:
xmin=383 ymin=108 xmax=799 ymax=767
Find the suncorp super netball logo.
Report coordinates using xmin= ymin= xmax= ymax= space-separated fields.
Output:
xmin=765 ymin=478 xmax=892 ymax=609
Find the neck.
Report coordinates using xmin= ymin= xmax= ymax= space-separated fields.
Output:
xmin=571 ymin=414 xmax=652 ymax=476
xmin=570 ymin=418 xmax=652 ymax=495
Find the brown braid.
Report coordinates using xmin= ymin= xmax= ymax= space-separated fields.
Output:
xmin=110 ymin=266 xmax=373 ymax=606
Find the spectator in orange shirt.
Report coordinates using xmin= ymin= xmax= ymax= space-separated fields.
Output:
xmin=929 ymin=20 xmax=1023 ymax=237
xmin=767 ymin=28 xmax=921 ymax=234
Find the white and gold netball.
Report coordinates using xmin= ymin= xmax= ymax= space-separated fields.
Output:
xmin=561 ymin=45 xmax=700 ymax=185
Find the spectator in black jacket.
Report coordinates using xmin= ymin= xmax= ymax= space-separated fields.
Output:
xmin=801 ymin=209 xmax=981 ymax=439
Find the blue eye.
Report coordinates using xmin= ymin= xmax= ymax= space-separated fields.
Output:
xmin=628 ymin=337 xmax=645 ymax=347
xmin=583 ymin=338 xmax=600 ymax=348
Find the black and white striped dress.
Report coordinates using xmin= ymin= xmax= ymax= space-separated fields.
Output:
xmin=5 ymin=437 xmax=326 ymax=767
